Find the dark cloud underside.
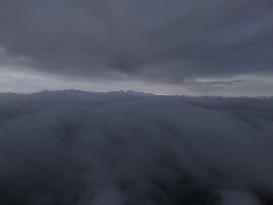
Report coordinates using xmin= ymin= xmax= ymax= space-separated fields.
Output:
xmin=0 ymin=0 xmax=273 ymax=82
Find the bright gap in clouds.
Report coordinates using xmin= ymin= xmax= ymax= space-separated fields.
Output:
xmin=1 ymin=66 xmax=273 ymax=97
xmin=0 ymin=66 xmax=190 ymax=95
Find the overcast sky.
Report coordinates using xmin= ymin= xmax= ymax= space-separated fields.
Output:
xmin=0 ymin=0 xmax=273 ymax=96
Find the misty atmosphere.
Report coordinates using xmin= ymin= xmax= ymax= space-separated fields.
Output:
xmin=0 ymin=1 xmax=273 ymax=205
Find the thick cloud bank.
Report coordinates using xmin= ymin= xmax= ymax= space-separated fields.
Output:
xmin=1 ymin=0 xmax=273 ymax=82
xmin=0 ymin=90 xmax=272 ymax=204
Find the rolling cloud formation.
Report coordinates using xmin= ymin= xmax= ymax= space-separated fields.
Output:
xmin=0 ymin=90 xmax=272 ymax=204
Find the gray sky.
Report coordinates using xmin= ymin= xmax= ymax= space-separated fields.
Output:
xmin=0 ymin=0 xmax=273 ymax=96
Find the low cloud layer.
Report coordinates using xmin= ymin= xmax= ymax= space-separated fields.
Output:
xmin=2 ymin=65 xmax=273 ymax=96
xmin=0 ymin=90 xmax=272 ymax=204
xmin=1 ymin=0 xmax=273 ymax=83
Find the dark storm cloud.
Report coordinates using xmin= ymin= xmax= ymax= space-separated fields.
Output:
xmin=0 ymin=90 xmax=273 ymax=204
xmin=0 ymin=0 xmax=273 ymax=82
